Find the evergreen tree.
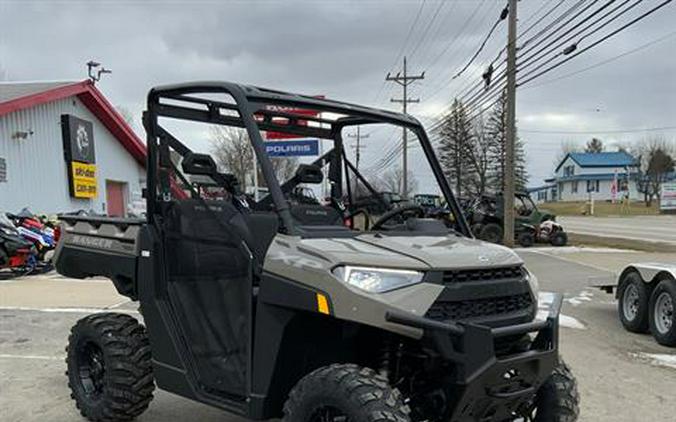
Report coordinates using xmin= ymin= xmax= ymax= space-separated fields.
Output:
xmin=485 ymin=90 xmax=528 ymax=192
xmin=437 ymin=99 xmax=475 ymax=197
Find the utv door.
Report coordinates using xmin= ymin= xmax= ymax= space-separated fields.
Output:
xmin=161 ymin=198 xmax=253 ymax=398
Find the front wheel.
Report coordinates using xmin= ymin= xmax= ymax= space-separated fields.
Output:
xmin=527 ymin=360 xmax=580 ymax=422
xmin=282 ymin=364 xmax=410 ymax=422
xmin=66 ymin=313 xmax=155 ymax=422
xmin=549 ymin=231 xmax=568 ymax=247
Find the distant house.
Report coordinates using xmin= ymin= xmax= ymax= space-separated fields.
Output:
xmin=552 ymin=151 xmax=639 ymax=202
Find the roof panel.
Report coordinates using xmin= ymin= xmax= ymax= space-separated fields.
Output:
xmin=568 ymin=151 xmax=638 ymax=167
xmin=0 ymin=81 xmax=77 ymax=102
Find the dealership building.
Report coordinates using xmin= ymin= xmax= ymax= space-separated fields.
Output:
xmin=0 ymin=80 xmax=146 ymax=216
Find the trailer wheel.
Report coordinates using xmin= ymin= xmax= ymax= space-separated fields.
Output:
xmin=66 ymin=313 xmax=155 ymax=422
xmin=282 ymin=363 xmax=410 ymax=422
xmin=618 ymin=271 xmax=650 ymax=333
xmin=649 ymin=278 xmax=676 ymax=347
xmin=480 ymin=223 xmax=503 ymax=244
xmin=528 ymin=360 xmax=580 ymax=422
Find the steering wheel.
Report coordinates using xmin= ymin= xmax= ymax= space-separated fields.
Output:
xmin=371 ymin=205 xmax=426 ymax=230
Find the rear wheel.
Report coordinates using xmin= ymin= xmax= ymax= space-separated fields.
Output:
xmin=649 ymin=278 xmax=676 ymax=347
xmin=618 ymin=271 xmax=650 ymax=333
xmin=66 ymin=313 xmax=155 ymax=421
xmin=282 ymin=363 xmax=410 ymax=422
xmin=480 ymin=223 xmax=503 ymax=244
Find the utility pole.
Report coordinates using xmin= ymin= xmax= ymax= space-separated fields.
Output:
xmin=386 ymin=56 xmax=424 ymax=198
xmin=347 ymin=126 xmax=369 ymax=170
xmin=503 ymin=0 xmax=517 ymax=247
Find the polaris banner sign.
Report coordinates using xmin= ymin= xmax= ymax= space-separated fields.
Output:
xmin=265 ymin=139 xmax=319 ymax=157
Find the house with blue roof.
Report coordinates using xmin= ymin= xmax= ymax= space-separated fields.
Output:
xmin=552 ymin=151 xmax=639 ymax=202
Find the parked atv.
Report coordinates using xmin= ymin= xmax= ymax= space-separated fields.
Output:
xmin=55 ymin=82 xmax=578 ymax=422
xmin=466 ymin=193 xmax=567 ymax=247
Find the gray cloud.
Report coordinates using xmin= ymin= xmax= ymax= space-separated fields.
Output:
xmin=1 ymin=0 xmax=674 ymax=185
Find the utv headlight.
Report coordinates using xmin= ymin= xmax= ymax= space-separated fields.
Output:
xmin=332 ymin=266 xmax=424 ymax=293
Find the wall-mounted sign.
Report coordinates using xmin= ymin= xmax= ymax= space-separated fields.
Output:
xmin=69 ymin=162 xmax=97 ymax=198
xmin=62 ymin=114 xmax=97 ymax=198
xmin=265 ymin=139 xmax=319 ymax=157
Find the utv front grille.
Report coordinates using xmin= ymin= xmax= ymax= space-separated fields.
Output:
xmin=425 ymin=293 xmax=534 ymax=322
xmin=441 ymin=266 xmax=523 ymax=284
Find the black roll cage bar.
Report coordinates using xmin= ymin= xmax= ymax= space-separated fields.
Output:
xmin=143 ymin=81 xmax=472 ymax=237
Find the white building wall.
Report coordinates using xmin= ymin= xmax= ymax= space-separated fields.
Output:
xmin=558 ymin=179 xmax=639 ymax=202
xmin=0 ymin=96 xmax=145 ymax=214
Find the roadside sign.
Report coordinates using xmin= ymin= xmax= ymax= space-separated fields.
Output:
xmin=660 ymin=182 xmax=676 ymax=211
xmin=265 ymin=139 xmax=319 ymax=157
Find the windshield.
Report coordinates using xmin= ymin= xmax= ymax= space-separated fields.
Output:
xmin=249 ymin=122 xmax=459 ymax=234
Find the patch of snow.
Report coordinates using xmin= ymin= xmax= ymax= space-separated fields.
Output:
xmin=536 ymin=292 xmax=587 ymax=330
xmin=631 ymin=352 xmax=676 ymax=370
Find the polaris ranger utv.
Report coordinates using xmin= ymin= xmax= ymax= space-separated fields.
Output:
xmin=55 ymin=82 xmax=578 ymax=422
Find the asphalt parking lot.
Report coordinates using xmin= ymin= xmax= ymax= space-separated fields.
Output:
xmin=1 ymin=247 xmax=675 ymax=422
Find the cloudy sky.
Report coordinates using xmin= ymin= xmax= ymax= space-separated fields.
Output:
xmin=1 ymin=0 xmax=675 ymax=186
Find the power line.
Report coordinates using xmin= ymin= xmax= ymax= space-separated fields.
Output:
xmin=371 ymin=0 xmax=427 ymax=104
xmin=520 ymin=125 xmax=676 ymax=135
xmin=452 ymin=3 xmax=509 ymax=80
xmin=519 ymin=0 xmax=673 ymax=86
xmin=408 ymin=0 xmax=447 ymax=61
xmin=521 ymin=29 xmax=676 ymax=89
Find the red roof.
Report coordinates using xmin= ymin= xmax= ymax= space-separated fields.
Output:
xmin=0 ymin=80 xmax=146 ymax=166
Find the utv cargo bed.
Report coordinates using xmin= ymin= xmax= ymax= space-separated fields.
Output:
xmin=55 ymin=215 xmax=144 ymax=299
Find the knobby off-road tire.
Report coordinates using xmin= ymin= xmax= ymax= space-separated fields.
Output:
xmin=532 ymin=360 xmax=580 ymax=422
xmin=480 ymin=223 xmax=503 ymax=244
xmin=617 ymin=271 xmax=650 ymax=333
xmin=282 ymin=363 xmax=411 ymax=422
xmin=549 ymin=231 xmax=567 ymax=247
xmin=66 ymin=312 xmax=155 ymax=422
xmin=649 ymin=278 xmax=676 ymax=347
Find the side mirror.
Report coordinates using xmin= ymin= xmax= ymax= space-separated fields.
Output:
xmin=182 ymin=152 xmax=218 ymax=176
xmin=295 ymin=164 xmax=323 ymax=184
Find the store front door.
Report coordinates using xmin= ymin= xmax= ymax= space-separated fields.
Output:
xmin=106 ymin=180 xmax=127 ymax=217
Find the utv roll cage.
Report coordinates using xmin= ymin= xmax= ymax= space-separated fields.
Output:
xmin=143 ymin=81 xmax=471 ymax=237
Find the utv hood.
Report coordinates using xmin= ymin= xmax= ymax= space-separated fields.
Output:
xmin=298 ymin=233 xmax=522 ymax=270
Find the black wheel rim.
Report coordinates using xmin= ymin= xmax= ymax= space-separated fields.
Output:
xmin=76 ymin=341 xmax=106 ymax=399
xmin=309 ymin=406 xmax=349 ymax=422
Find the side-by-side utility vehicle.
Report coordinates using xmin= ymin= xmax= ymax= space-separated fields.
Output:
xmin=55 ymin=82 xmax=579 ymax=422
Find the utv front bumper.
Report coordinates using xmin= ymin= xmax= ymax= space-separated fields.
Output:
xmin=386 ymin=293 xmax=563 ymax=421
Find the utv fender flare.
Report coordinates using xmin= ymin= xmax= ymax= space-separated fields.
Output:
xmin=259 ymin=272 xmax=334 ymax=316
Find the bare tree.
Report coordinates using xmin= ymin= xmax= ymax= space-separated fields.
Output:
xmin=376 ymin=166 xmax=418 ymax=198
xmin=116 ymin=106 xmax=135 ymax=128
xmin=554 ymin=140 xmax=581 ymax=168
xmin=635 ymin=135 xmax=676 ymax=206
xmin=210 ymin=126 xmax=253 ymax=192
